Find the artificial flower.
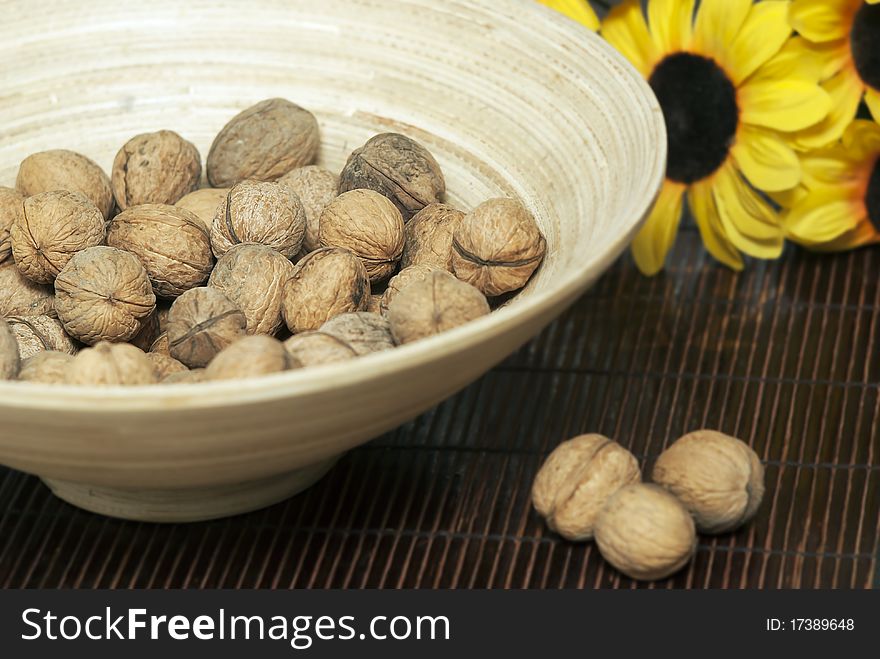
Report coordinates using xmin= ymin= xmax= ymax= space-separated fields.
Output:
xmin=788 ymin=0 xmax=880 ymax=149
xmin=602 ymin=0 xmax=831 ymax=274
xmin=784 ymin=119 xmax=880 ymax=250
xmin=537 ymin=0 xmax=599 ymax=31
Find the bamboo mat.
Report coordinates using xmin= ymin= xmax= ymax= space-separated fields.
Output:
xmin=1 ymin=229 xmax=878 ymax=589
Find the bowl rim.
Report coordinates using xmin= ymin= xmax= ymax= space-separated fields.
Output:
xmin=0 ymin=1 xmax=667 ymax=412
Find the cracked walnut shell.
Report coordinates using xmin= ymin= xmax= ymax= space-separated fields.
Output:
xmin=532 ymin=434 xmax=641 ymax=541
xmin=281 ymin=247 xmax=369 ymax=334
xmin=5 ymin=315 xmax=77 ymax=360
xmin=0 ymin=186 xmax=24 ymax=264
xmin=207 ymin=98 xmax=320 ymax=188
xmin=54 ymin=246 xmax=156 ymax=345
xmin=452 ymin=198 xmax=546 ymax=296
xmin=319 ymin=312 xmax=395 ymax=356
xmin=65 ymin=341 xmax=157 ymax=386
xmin=283 ymin=331 xmax=358 ymax=367
xmin=167 ymin=287 xmax=247 ymax=368
xmin=595 ymin=483 xmax=697 ymax=581
xmin=112 ymin=130 xmax=202 ymax=210
xmin=401 ymin=203 xmax=463 ymax=272
xmin=16 ymin=149 xmax=114 ymax=220
xmin=652 ymin=430 xmax=765 ymax=534
xmin=205 ymin=335 xmax=298 ymax=381
xmin=387 ymin=270 xmax=489 ymax=345
xmin=0 ymin=319 xmax=19 ymax=380
xmin=108 ymin=204 xmax=215 ymax=298
xmin=210 ymin=180 xmax=306 ymax=259
xmin=18 ymin=351 xmax=73 ymax=384
xmin=0 ymin=262 xmax=55 ymax=317
xmin=12 ymin=191 xmax=106 ymax=284
xmin=339 ymin=133 xmax=445 ymax=221
xmin=277 ymin=166 xmax=339 ymax=253
xmin=319 ymin=189 xmax=404 ymax=282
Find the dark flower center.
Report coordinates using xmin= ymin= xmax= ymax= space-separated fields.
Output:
xmin=649 ymin=53 xmax=739 ymax=184
xmin=867 ymin=158 xmax=880 ymax=233
xmin=851 ymin=2 xmax=880 ymax=91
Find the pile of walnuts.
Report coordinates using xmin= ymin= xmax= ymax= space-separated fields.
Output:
xmin=0 ymin=98 xmax=546 ymax=386
xmin=532 ymin=430 xmax=765 ymax=581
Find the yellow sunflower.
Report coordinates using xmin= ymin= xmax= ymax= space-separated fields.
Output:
xmin=602 ymin=0 xmax=831 ymax=274
xmin=537 ymin=0 xmax=599 ymax=30
xmin=788 ymin=0 xmax=880 ymax=149
xmin=784 ymin=119 xmax=880 ymax=250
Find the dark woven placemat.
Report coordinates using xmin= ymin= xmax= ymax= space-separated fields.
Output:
xmin=1 ymin=229 xmax=878 ymax=589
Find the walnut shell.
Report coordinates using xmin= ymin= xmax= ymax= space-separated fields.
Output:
xmin=175 ymin=187 xmax=229 ymax=230
xmin=366 ymin=294 xmax=383 ymax=314
xmin=277 ymin=166 xmax=339 ymax=252
xmin=531 ymin=434 xmax=641 ymax=541
xmin=595 ymin=483 xmax=697 ymax=581
xmin=387 ymin=270 xmax=490 ymax=345
xmin=12 ymin=191 xmax=106 ymax=284
xmin=18 ymin=350 xmax=73 ymax=384
xmin=163 ymin=368 xmax=207 ymax=384
xmin=167 ymin=286 xmax=248 ymax=368
xmin=146 ymin=352 xmax=188 ymax=380
xmin=0 ymin=186 xmax=25 ymax=264
xmin=206 ymin=98 xmax=320 ymax=187
xmin=401 ymin=203 xmax=463 ymax=271
xmin=281 ymin=247 xmax=370 ymax=334
xmin=283 ymin=331 xmax=358 ymax=367
xmin=208 ymin=243 xmax=295 ymax=336
xmin=150 ymin=332 xmax=171 ymax=356
xmin=54 ymin=246 xmax=156 ymax=345
xmin=652 ymin=430 xmax=765 ymax=534
xmin=156 ymin=304 xmax=171 ymax=334
xmin=129 ymin=310 xmax=161 ymax=352
xmin=16 ymin=149 xmax=114 ymax=220
xmin=380 ymin=264 xmax=440 ymax=315
xmin=5 ymin=315 xmax=78 ymax=360
xmin=65 ymin=342 xmax=157 ymax=386
xmin=204 ymin=335 xmax=297 ymax=381
xmin=0 ymin=318 xmax=20 ymax=380
xmin=339 ymin=133 xmax=445 ymax=220
xmin=210 ymin=180 xmax=306 ymax=259
xmin=108 ymin=204 xmax=215 ymax=298
xmin=319 ymin=189 xmax=404 ymax=282
xmin=452 ymin=198 xmax=546 ymax=296
xmin=111 ymin=130 xmax=202 ymax=210
xmin=0 ymin=262 xmax=55 ymax=317
xmin=319 ymin=312 xmax=395 ymax=356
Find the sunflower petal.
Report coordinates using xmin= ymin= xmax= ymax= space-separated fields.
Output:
xmin=713 ymin=164 xmax=784 ymax=258
xmin=784 ymin=189 xmax=859 ymax=245
xmin=809 ymin=221 xmax=880 ymax=252
xmin=740 ymin=79 xmax=831 ymax=132
xmin=726 ymin=1 xmax=792 ymax=85
xmin=800 ymin=150 xmax=865 ymax=188
xmin=732 ymin=126 xmax=801 ymax=192
xmin=792 ymin=71 xmax=865 ymax=149
xmin=631 ymin=181 xmax=685 ymax=275
xmin=538 ymin=0 xmax=599 ymax=31
xmin=865 ymin=88 xmax=880 ymax=124
xmin=768 ymin=184 xmax=809 ymax=209
xmin=842 ymin=119 xmax=880 ymax=162
xmin=788 ymin=0 xmax=856 ymax=43
xmin=693 ymin=0 xmax=751 ymax=58
xmin=601 ymin=1 xmax=660 ymax=77
xmin=688 ymin=180 xmax=744 ymax=270
xmin=648 ymin=0 xmax=696 ymax=53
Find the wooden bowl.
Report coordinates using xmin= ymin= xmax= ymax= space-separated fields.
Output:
xmin=0 ymin=0 xmax=665 ymax=521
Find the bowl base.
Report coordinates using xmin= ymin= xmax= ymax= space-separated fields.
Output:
xmin=42 ymin=458 xmax=338 ymax=523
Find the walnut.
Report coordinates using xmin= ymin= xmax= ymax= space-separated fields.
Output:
xmin=652 ymin=430 xmax=765 ymax=534
xmin=594 ymin=483 xmax=697 ymax=581
xmin=16 ymin=149 xmax=114 ymax=220
xmin=210 ymin=180 xmax=306 ymax=259
xmin=204 ymin=335 xmax=297 ymax=381
xmin=0 ymin=318 xmax=20 ymax=380
xmin=5 ymin=315 xmax=78 ymax=359
xmin=532 ymin=435 xmax=641 ymax=541
xmin=0 ymin=262 xmax=55 ymax=317
xmin=380 ymin=264 xmax=439 ymax=315
xmin=12 ymin=191 xmax=106 ymax=284
xmin=111 ymin=130 xmax=202 ymax=210
xmin=129 ymin=310 xmax=161 ymax=352
xmin=167 ymin=287 xmax=247 ymax=368
xmin=149 ymin=332 xmax=171 ymax=356
xmin=156 ymin=303 xmax=171 ymax=334
xmin=175 ymin=188 xmax=229 ymax=230
xmin=18 ymin=351 xmax=73 ymax=384
xmin=366 ymin=294 xmax=382 ymax=314
xmin=146 ymin=352 xmax=188 ymax=380
xmin=387 ymin=270 xmax=489 ymax=344
xmin=283 ymin=331 xmax=358 ymax=367
xmin=277 ymin=166 xmax=339 ymax=252
xmin=107 ymin=204 xmax=214 ymax=298
xmin=208 ymin=243 xmax=296 ymax=336
xmin=54 ymin=246 xmax=156 ymax=344
xmin=401 ymin=203 xmax=463 ymax=271
xmin=163 ymin=368 xmax=206 ymax=384
xmin=319 ymin=312 xmax=395 ymax=355
xmin=339 ymin=133 xmax=445 ymax=220
xmin=319 ymin=189 xmax=404 ymax=282
xmin=65 ymin=341 xmax=157 ymax=386
xmin=281 ymin=247 xmax=369 ymax=333
xmin=452 ymin=198 xmax=546 ymax=296
xmin=0 ymin=186 xmax=24 ymax=264
xmin=207 ymin=98 xmax=320 ymax=187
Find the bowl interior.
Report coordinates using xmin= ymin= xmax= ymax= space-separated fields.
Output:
xmin=0 ymin=0 xmax=664 ymax=406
